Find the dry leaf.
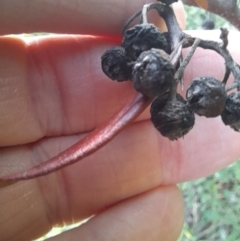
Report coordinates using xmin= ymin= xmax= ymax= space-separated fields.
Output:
xmin=194 ymin=0 xmax=208 ymax=10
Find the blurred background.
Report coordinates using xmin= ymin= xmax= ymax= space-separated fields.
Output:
xmin=184 ymin=4 xmax=235 ymax=30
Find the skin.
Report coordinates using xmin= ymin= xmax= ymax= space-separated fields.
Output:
xmin=0 ymin=0 xmax=240 ymax=240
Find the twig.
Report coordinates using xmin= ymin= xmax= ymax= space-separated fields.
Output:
xmin=1 ymin=94 xmax=151 ymax=181
xmin=122 ymin=10 xmax=142 ymax=34
xmin=149 ymin=3 xmax=184 ymax=49
xmin=175 ymin=38 xmax=201 ymax=80
xmin=220 ymin=27 xmax=229 ymax=49
xmin=222 ymin=66 xmax=231 ymax=85
xmin=169 ymin=38 xmax=200 ymax=100
xmin=169 ymin=39 xmax=184 ymax=66
xmin=182 ymin=29 xmax=240 ymax=90
xmin=198 ymin=41 xmax=240 ymax=83
xmin=219 ymin=28 xmax=230 ymax=85
xmin=141 ymin=4 xmax=149 ymax=24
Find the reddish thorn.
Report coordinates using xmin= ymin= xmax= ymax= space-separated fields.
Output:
xmin=1 ymin=93 xmax=151 ymax=182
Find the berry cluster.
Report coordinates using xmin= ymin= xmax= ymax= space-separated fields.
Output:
xmin=101 ymin=23 xmax=171 ymax=87
xmin=101 ymin=1 xmax=240 ymax=140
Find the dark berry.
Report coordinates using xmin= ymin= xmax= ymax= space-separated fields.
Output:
xmin=122 ymin=24 xmax=170 ymax=60
xmin=132 ymin=49 xmax=175 ymax=98
xmin=221 ymin=92 xmax=240 ymax=131
xmin=101 ymin=46 xmax=132 ymax=81
xmin=151 ymin=94 xmax=195 ymax=140
xmin=186 ymin=77 xmax=227 ymax=117
xmin=201 ymin=19 xmax=215 ymax=30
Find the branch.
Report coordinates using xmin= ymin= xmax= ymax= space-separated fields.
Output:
xmin=182 ymin=28 xmax=240 ymax=89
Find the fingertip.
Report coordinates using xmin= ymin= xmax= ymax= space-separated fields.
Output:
xmin=47 ymin=186 xmax=184 ymax=241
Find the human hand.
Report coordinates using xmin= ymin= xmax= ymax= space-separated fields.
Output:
xmin=0 ymin=1 xmax=240 ymax=241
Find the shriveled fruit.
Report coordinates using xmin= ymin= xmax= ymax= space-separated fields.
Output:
xmin=132 ymin=49 xmax=175 ymax=98
xmin=151 ymin=94 xmax=195 ymax=140
xmin=186 ymin=77 xmax=227 ymax=117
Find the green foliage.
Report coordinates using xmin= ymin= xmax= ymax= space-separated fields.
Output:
xmin=179 ymin=161 xmax=240 ymax=241
xmin=184 ymin=5 xmax=234 ymax=30
xmin=179 ymin=6 xmax=240 ymax=240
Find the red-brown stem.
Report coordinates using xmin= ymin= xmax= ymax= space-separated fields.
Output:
xmin=1 ymin=93 xmax=151 ymax=181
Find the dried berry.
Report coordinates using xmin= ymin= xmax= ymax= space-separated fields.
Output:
xmin=132 ymin=49 xmax=175 ymax=98
xmin=186 ymin=77 xmax=227 ymax=117
xmin=150 ymin=94 xmax=195 ymax=140
xmin=101 ymin=46 xmax=132 ymax=81
xmin=122 ymin=24 xmax=170 ymax=60
xmin=201 ymin=19 xmax=215 ymax=30
xmin=221 ymin=92 xmax=240 ymax=131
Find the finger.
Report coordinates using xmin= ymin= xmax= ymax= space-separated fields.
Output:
xmin=1 ymin=116 xmax=240 ymax=192
xmin=1 ymin=30 xmax=240 ymax=146
xmin=0 ymin=115 xmax=239 ymax=239
xmin=1 ymin=30 xmax=239 ymax=241
xmin=0 ymin=0 xmax=184 ymax=35
xmin=0 ymin=116 xmax=239 ymax=236
xmin=0 ymin=178 xmax=183 ymax=241
xmin=0 ymin=35 xmax=137 ymax=146
xmin=47 ymin=186 xmax=183 ymax=241
xmin=0 ymin=179 xmax=50 ymax=241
